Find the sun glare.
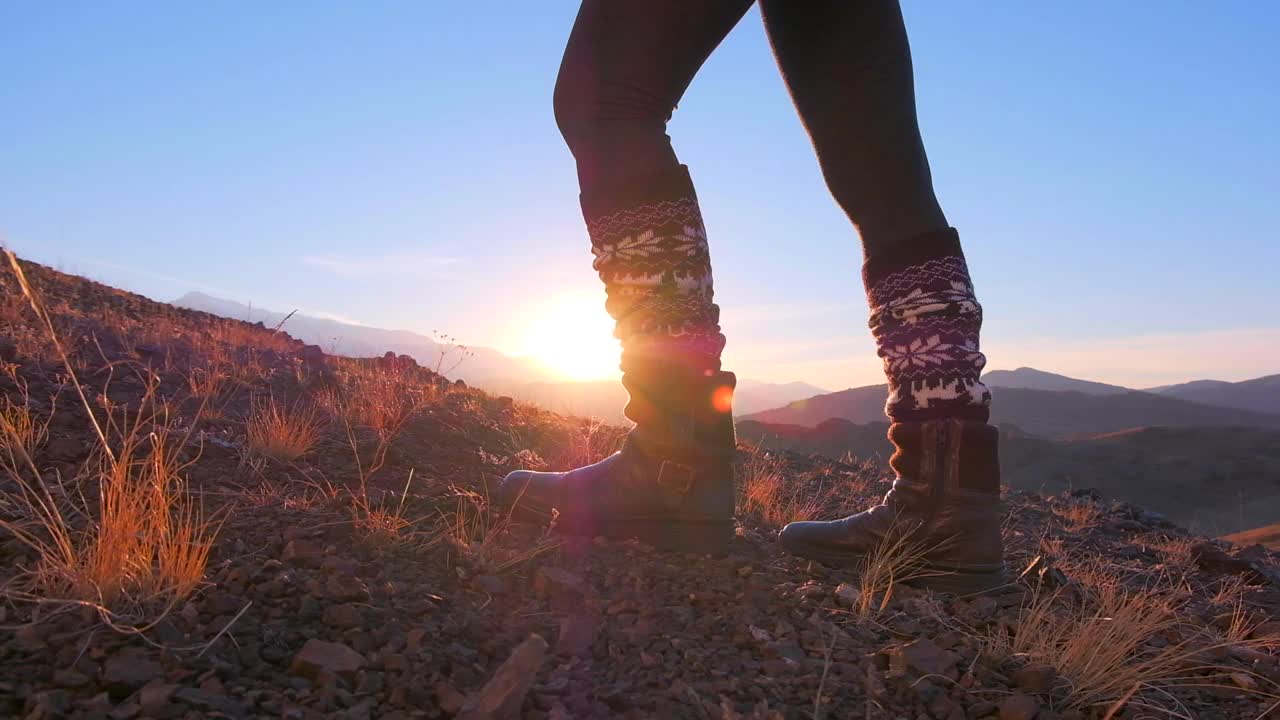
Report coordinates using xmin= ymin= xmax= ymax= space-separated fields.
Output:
xmin=517 ymin=296 xmax=621 ymax=381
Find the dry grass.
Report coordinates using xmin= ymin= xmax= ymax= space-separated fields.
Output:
xmin=548 ymin=416 xmax=627 ymax=471
xmin=0 ymin=251 xmax=218 ymax=620
xmin=982 ymin=571 xmax=1278 ymax=714
xmin=0 ymin=394 xmax=48 ymax=473
xmin=436 ymin=486 xmax=558 ymax=574
xmin=245 ymin=396 xmax=323 ymax=462
xmin=1053 ymin=496 xmax=1105 ymax=531
xmin=850 ymin=524 xmax=952 ymax=621
xmin=738 ymin=444 xmax=827 ymax=526
xmin=350 ymin=471 xmax=428 ymax=547
xmin=1138 ymin=532 xmax=1198 ymax=567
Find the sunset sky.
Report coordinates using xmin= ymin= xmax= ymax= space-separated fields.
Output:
xmin=3 ymin=2 xmax=1278 ymax=390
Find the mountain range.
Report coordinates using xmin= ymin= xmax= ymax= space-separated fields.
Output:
xmin=173 ymin=292 xmax=825 ymax=419
xmin=744 ymin=367 xmax=1280 ymax=438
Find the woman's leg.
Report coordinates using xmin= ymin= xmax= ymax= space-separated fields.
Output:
xmin=499 ymin=0 xmax=753 ymax=554
xmin=554 ymin=0 xmax=753 ymax=379
xmin=762 ymin=0 xmax=1004 ymax=592
xmin=759 ymin=0 xmax=989 ymax=424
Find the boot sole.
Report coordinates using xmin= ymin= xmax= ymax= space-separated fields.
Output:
xmin=782 ymin=538 xmax=1008 ymax=595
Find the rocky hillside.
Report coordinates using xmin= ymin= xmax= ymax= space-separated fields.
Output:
xmin=1 ymin=257 xmax=1278 ymax=720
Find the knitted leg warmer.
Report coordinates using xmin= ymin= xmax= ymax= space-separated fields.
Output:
xmin=863 ymin=228 xmax=991 ymax=422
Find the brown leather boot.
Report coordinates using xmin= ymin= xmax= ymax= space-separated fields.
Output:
xmin=496 ymin=367 xmax=737 ymax=555
xmin=779 ymin=419 xmax=1006 ymax=594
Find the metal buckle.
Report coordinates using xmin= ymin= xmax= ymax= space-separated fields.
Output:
xmin=657 ymin=459 xmax=696 ymax=496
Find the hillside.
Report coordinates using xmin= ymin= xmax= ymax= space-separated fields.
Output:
xmin=738 ymin=420 xmax=1280 ymax=535
xmin=1223 ymin=524 xmax=1280 ymax=551
xmin=982 ymin=367 xmax=1130 ymax=395
xmin=1149 ymin=374 xmax=1280 ymax=416
xmin=177 ymin=292 xmax=821 ymax=422
xmin=487 ymin=377 xmax=828 ymax=423
xmin=1 ymin=258 xmax=1277 ymax=719
xmin=744 ymin=383 xmax=1280 ymax=438
xmin=173 ymin=291 xmax=552 ymax=387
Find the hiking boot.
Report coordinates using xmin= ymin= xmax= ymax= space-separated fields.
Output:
xmin=497 ymin=368 xmax=737 ymax=555
xmin=778 ymin=419 xmax=1006 ymax=594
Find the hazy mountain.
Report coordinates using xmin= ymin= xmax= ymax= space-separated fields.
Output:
xmin=173 ymin=291 xmax=552 ymax=386
xmin=733 ymin=379 xmax=829 ymax=416
xmin=742 ymin=383 xmax=1280 ymax=438
xmin=173 ymin=291 xmax=820 ymax=419
xmin=982 ymin=367 xmax=1130 ymax=395
xmin=737 ymin=419 xmax=1280 ymax=535
xmin=1146 ymin=374 xmax=1280 ymax=416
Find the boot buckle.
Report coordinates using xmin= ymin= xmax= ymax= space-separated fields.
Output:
xmin=657 ymin=459 xmax=696 ymax=496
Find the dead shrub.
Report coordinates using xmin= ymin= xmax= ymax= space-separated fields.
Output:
xmin=245 ymin=396 xmax=323 ymax=462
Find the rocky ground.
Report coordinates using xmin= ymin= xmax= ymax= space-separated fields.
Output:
xmin=1 ymin=258 xmax=1278 ymax=720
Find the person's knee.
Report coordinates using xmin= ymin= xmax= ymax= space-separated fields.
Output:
xmin=552 ymin=71 xmax=594 ymax=154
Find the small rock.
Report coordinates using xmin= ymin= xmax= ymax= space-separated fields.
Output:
xmin=103 ymin=652 xmax=164 ymax=700
xmin=1230 ymin=672 xmax=1258 ymax=691
xmin=137 ymin=681 xmax=177 ymax=714
xmin=556 ymin=614 xmax=599 ymax=658
xmin=885 ymin=638 xmax=956 ymax=680
xmin=326 ymin=574 xmax=370 ymax=602
xmin=290 ymin=639 xmax=366 ymax=681
xmin=173 ymin=687 xmax=245 ymax=716
xmin=282 ymin=539 xmax=324 ymax=567
xmin=323 ymin=603 xmax=364 ymax=629
xmin=999 ymin=693 xmax=1040 ymax=720
xmin=24 ymin=689 xmax=71 ymax=718
xmin=1010 ymin=664 xmax=1056 ymax=693
xmin=457 ymin=634 xmax=548 ymax=720
xmin=834 ymin=582 xmax=858 ymax=606
xmin=436 ymin=681 xmax=467 ymax=714
xmin=473 ymin=575 xmax=507 ymax=595
xmin=52 ymin=669 xmax=89 ymax=688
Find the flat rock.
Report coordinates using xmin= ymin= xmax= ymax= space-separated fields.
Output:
xmin=457 ymin=633 xmax=548 ymax=720
xmin=999 ymin=692 xmax=1040 ymax=720
xmin=290 ymin=639 xmax=366 ymax=681
xmin=103 ymin=652 xmax=163 ymax=700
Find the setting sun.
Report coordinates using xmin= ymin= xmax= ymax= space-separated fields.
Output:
xmin=515 ymin=295 xmax=621 ymax=381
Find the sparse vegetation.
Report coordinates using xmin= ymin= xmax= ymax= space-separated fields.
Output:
xmin=245 ymin=395 xmax=324 ymax=462
xmin=738 ymin=444 xmax=827 ymax=526
xmin=0 ymin=255 xmax=1277 ymax=720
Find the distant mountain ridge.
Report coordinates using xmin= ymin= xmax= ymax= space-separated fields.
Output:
xmin=982 ymin=367 xmax=1130 ymax=395
xmin=172 ymin=291 xmax=823 ymax=418
xmin=1146 ymin=374 xmax=1280 ymax=416
xmin=742 ymin=381 xmax=1280 ymax=438
xmin=173 ymin=291 xmax=552 ymax=387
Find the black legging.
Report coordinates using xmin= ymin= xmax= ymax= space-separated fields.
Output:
xmin=553 ymin=0 xmax=949 ymax=259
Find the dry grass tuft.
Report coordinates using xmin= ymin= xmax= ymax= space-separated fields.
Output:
xmin=436 ymin=487 xmax=558 ymax=574
xmin=850 ymin=524 xmax=952 ymax=620
xmin=0 ymin=251 xmax=218 ymax=620
xmin=1052 ymin=496 xmax=1105 ymax=531
xmin=246 ymin=396 xmax=323 ymax=462
xmin=738 ymin=444 xmax=827 ymax=527
xmin=983 ymin=571 xmax=1277 ymax=713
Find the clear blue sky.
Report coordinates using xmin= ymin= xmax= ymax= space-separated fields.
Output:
xmin=3 ymin=2 xmax=1277 ymax=389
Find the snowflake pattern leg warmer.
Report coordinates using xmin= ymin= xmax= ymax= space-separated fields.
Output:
xmin=585 ymin=166 xmax=726 ymax=375
xmin=863 ymin=228 xmax=991 ymax=422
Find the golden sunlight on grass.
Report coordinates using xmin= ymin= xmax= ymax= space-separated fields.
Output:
xmin=0 ymin=252 xmax=218 ymax=619
xmin=515 ymin=295 xmax=620 ymax=381
xmin=246 ymin=396 xmax=324 ymax=462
